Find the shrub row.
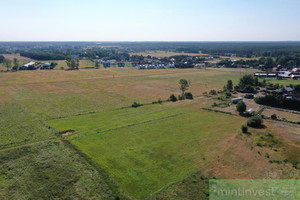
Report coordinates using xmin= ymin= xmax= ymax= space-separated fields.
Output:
xmin=255 ymin=95 xmax=300 ymax=112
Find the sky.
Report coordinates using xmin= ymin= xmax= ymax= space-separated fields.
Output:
xmin=0 ymin=0 xmax=300 ymax=41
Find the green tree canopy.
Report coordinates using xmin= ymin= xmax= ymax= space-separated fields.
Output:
xmin=238 ymin=74 xmax=255 ymax=89
xmin=236 ymin=101 xmax=246 ymax=113
xmin=179 ymin=79 xmax=190 ymax=95
xmin=227 ymin=80 xmax=233 ymax=91
xmin=4 ymin=58 xmax=12 ymax=71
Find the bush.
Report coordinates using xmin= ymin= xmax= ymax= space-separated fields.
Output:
xmin=244 ymin=85 xmax=255 ymax=93
xmin=158 ymin=98 xmax=162 ymax=104
xmin=169 ymin=94 xmax=177 ymax=102
xmin=236 ymin=101 xmax=246 ymax=113
xmin=256 ymin=142 xmax=263 ymax=147
xmin=225 ymin=92 xmax=231 ymax=98
xmin=271 ymin=114 xmax=277 ymax=119
xmin=247 ymin=116 xmax=263 ymax=128
xmin=255 ymin=95 xmax=300 ymax=112
xmin=132 ymin=102 xmax=142 ymax=108
xmin=184 ymin=92 xmax=193 ymax=99
xmin=178 ymin=95 xmax=185 ymax=101
xmin=241 ymin=125 xmax=248 ymax=133
xmin=209 ymin=90 xmax=217 ymax=95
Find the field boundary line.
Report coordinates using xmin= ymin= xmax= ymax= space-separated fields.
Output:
xmin=61 ymin=139 xmax=130 ymax=200
xmin=68 ymin=112 xmax=185 ymax=140
xmin=0 ymin=138 xmax=58 ymax=152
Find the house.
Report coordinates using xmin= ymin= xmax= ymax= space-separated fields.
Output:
xmin=117 ymin=62 xmax=125 ymax=68
xmin=167 ymin=64 xmax=175 ymax=68
xmin=267 ymin=73 xmax=276 ymax=77
xmin=138 ymin=65 xmax=146 ymax=70
xmin=103 ymin=63 xmax=111 ymax=68
xmin=156 ymin=64 xmax=165 ymax=69
xmin=147 ymin=64 xmax=155 ymax=69
xmin=132 ymin=63 xmax=138 ymax=67
xmin=291 ymin=68 xmax=300 ymax=74
xmin=273 ymin=87 xmax=294 ymax=95
xmin=278 ymin=71 xmax=291 ymax=78
xmin=194 ymin=63 xmax=205 ymax=68
xmin=284 ymin=87 xmax=294 ymax=94
xmin=39 ymin=63 xmax=51 ymax=70
xmin=254 ymin=72 xmax=267 ymax=77
xmin=20 ymin=62 xmax=36 ymax=70
xmin=231 ymin=97 xmax=243 ymax=104
xmin=291 ymin=74 xmax=300 ymax=80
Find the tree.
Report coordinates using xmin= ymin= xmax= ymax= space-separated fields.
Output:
xmin=132 ymin=102 xmax=142 ymax=108
xmin=169 ymin=94 xmax=177 ymax=102
xmin=226 ymin=80 xmax=233 ymax=91
xmin=179 ymin=79 xmax=190 ymax=95
xmin=75 ymin=58 xmax=79 ymax=70
xmin=264 ymin=57 xmax=274 ymax=69
xmin=12 ymin=58 xmax=19 ymax=71
xmin=4 ymin=58 xmax=12 ymax=71
xmin=238 ymin=74 xmax=255 ymax=89
xmin=66 ymin=57 xmax=80 ymax=70
xmin=95 ymin=60 xmax=99 ymax=69
xmin=247 ymin=116 xmax=263 ymax=128
xmin=236 ymin=101 xmax=246 ymax=113
xmin=0 ymin=55 xmax=5 ymax=63
xmin=184 ymin=92 xmax=193 ymax=99
xmin=259 ymin=57 xmax=265 ymax=64
xmin=209 ymin=90 xmax=217 ymax=95
xmin=241 ymin=125 xmax=248 ymax=133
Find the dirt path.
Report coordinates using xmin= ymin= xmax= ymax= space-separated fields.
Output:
xmin=0 ymin=139 xmax=57 ymax=152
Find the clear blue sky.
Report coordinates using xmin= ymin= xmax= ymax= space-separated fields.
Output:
xmin=1 ymin=0 xmax=300 ymax=41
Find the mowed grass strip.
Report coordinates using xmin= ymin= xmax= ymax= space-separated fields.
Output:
xmin=47 ymin=104 xmax=185 ymax=139
xmin=70 ymin=107 xmax=244 ymax=199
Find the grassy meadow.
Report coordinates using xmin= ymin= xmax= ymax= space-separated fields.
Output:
xmin=0 ymin=140 xmax=117 ymax=200
xmin=49 ymin=103 xmax=245 ymax=198
xmin=1 ymin=67 xmax=298 ymax=199
xmin=259 ymin=77 xmax=300 ymax=86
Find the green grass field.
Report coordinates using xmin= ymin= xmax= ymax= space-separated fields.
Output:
xmin=259 ymin=77 xmax=300 ymax=86
xmin=2 ymin=67 xmax=297 ymax=199
xmin=48 ymin=102 xmax=245 ymax=198
xmin=0 ymin=140 xmax=117 ymax=200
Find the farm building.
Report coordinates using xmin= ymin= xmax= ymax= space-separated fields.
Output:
xmin=247 ymin=108 xmax=254 ymax=115
xmin=273 ymin=87 xmax=294 ymax=97
xmin=231 ymin=97 xmax=243 ymax=104
xmin=20 ymin=62 xmax=36 ymax=70
xmin=291 ymin=68 xmax=300 ymax=74
xmin=254 ymin=73 xmax=276 ymax=77
xmin=291 ymin=74 xmax=300 ymax=80
xmin=39 ymin=63 xmax=51 ymax=69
